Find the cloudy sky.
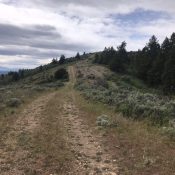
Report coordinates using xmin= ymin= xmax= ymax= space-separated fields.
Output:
xmin=0 ymin=0 xmax=174 ymax=69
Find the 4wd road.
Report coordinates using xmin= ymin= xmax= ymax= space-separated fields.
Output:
xmin=0 ymin=66 xmax=118 ymax=175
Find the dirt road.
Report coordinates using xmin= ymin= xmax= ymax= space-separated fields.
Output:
xmin=60 ymin=66 xmax=118 ymax=174
xmin=0 ymin=66 xmax=118 ymax=175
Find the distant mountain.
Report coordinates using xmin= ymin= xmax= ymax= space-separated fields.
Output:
xmin=0 ymin=71 xmax=8 ymax=74
xmin=0 ymin=66 xmax=10 ymax=70
xmin=0 ymin=66 xmax=11 ymax=74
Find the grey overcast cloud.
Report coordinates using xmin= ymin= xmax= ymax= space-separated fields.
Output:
xmin=0 ymin=0 xmax=175 ymax=69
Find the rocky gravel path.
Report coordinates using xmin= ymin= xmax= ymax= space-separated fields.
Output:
xmin=61 ymin=100 xmax=118 ymax=175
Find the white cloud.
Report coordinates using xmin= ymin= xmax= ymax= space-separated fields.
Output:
xmin=0 ymin=0 xmax=174 ymax=68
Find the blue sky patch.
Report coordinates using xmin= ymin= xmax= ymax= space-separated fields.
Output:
xmin=111 ymin=8 xmax=170 ymax=26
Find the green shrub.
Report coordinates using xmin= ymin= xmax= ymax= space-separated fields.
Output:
xmin=87 ymin=74 xmax=95 ymax=79
xmin=96 ymin=114 xmax=118 ymax=127
xmin=76 ymin=70 xmax=175 ymax=126
xmin=54 ymin=68 xmax=69 ymax=80
xmin=7 ymin=98 xmax=22 ymax=107
xmin=43 ymin=82 xmax=64 ymax=88
xmin=78 ymin=83 xmax=175 ymax=125
xmin=0 ymin=104 xmax=6 ymax=111
xmin=96 ymin=115 xmax=110 ymax=127
xmin=162 ymin=127 xmax=175 ymax=141
xmin=94 ymin=77 xmax=109 ymax=88
xmin=31 ymin=86 xmax=46 ymax=91
xmin=117 ymin=103 xmax=133 ymax=117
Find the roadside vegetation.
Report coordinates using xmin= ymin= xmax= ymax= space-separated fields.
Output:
xmin=75 ymin=89 xmax=175 ymax=175
xmin=94 ymin=33 xmax=175 ymax=94
xmin=75 ymin=60 xmax=175 ymax=138
xmin=73 ymin=61 xmax=175 ymax=174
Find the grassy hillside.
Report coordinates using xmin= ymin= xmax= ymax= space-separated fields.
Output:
xmin=0 ymin=55 xmax=175 ymax=174
xmin=1 ymin=55 xmax=175 ymax=138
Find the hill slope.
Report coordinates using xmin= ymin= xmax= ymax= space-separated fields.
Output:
xmin=0 ymin=57 xmax=175 ymax=175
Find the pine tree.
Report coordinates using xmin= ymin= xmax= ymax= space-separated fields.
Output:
xmin=162 ymin=33 xmax=175 ymax=92
xmin=75 ymin=52 xmax=80 ymax=59
xmin=135 ymin=36 xmax=160 ymax=83
xmin=161 ymin=37 xmax=171 ymax=54
xmin=109 ymin=41 xmax=128 ymax=73
xmin=59 ymin=55 xmax=66 ymax=64
xmin=162 ymin=51 xmax=175 ymax=93
xmin=135 ymin=47 xmax=150 ymax=81
xmin=51 ymin=58 xmax=58 ymax=64
xmin=170 ymin=33 xmax=175 ymax=48
xmin=101 ymin=47 xmax=116 ymax=65
xmin=93 ymin=53 xmax=100 ymax=63
xmin=147 ymin=35 xmax=160 ymax=59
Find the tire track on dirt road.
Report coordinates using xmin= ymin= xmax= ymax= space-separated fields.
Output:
xmin=0 ymin=92 xmax=56 ymax=175
xmin=61 ymin=66 xmax=118 ymax=175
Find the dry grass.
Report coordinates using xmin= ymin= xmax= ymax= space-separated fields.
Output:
xmin=1 ymin=61 xmax=175 ymax=174
xmin=0 ymin=87 xmax=47 ymax=145
xmin=75 ymin=90 xmax=175 ymax=175
xmin=73 ymin=62 xmax=175 ymax=174
xmin=0 ymin=64 xmax=72 ymax=174
xmin=31 ymin=88 xmax=74 ymax=174
xmin=0 ymin=82 xmax=70 ymax=174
